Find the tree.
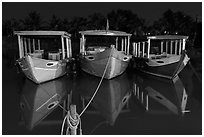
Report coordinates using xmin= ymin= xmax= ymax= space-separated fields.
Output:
xmin=21 ymin=11 xmax=42 ymax=30
xmin=48 ymin=15 xmax=63 ymax=30
xmin=87 ymin=13 xmax=106 ymax=30
xmin=107 ymin=9 xmax=145 ymax=35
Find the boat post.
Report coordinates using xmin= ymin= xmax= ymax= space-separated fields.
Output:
xmin=132 ymin=43 xmax=136 ymax=56
xmin=182 ymin=39 xmax=186 ymax=50
xmin=28 ymin=38 xmax=31 ymax=54
xmin=82 ymin=35 xmax=85 ymax=55
xmin=116 ymin=37 xmax=118 ymax=50
xmin=24 ymin=38 xmax=27 ymax=55
xmin=121 ymin=38 xmax=124 ymax=52
xmin=32 ymin=39 xmax=35 ymax=52
xmin=38 ymin=39 xmax=41 ymax=51
xmin=147 ymin=39 xmax=150 ymax=58
xmin=124 ymin=37 xmax=127 ymax=54
xmin=66 ymin=37 xmax=70 ymax=58
xmin=142 ymin=42 xmax=145 ymax=57
xmin=170 ymin=40 xmax=173 ymax=54
xmin=70 ymin=105 xmax=77 ymax=135
xmin=138 ymin=42 xmax=140 ymax=57
xmin=127 ymin=36 xmax=130 ymax=55
xmin=175 ymin=40 xmax=178 ymax=55
xmin=179 ymin=40 xmax=182 ymax=54
xmin=161 ymin=41 xmax=163 ymax=54
xmin=146 ymin=95 xmax=149 ymax=111
xmin=69 ymin=39 xmax=72 ymax=58
xmin=17 ymin=35 xmax=23 ymax=58
xmin=166 ymin=41 xmax=168 ymax=53
xmin=61 ymin=36 xmax=65 ymax=59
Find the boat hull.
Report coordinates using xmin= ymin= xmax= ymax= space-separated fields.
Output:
xmin=80 ymin=48 xmax=131 ymax=79
xmin=132 ymin=51 xmax=190 ymax=79
xmin=17 ymin=55 xmax=69 ymax=84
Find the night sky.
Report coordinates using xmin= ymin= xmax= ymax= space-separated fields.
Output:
xmin=2 ymin=2 xmax=202 ymax=25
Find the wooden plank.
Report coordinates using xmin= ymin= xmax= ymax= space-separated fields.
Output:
xmin=61 ymin=36 xmax=65 ymax=59
xmin=18 ymin=35 xmax=23 ymax=58
xmin=14 ymin=31 xmax=71 ymax=37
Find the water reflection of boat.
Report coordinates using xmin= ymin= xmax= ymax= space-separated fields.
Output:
xmin=14 ymin=31 xmax=73 ymax=84
xmin=76 ymin=72 xmax=131 ymax=125
xmin=132 ymin=35 xmax=190 ymax=79
xmin=133 ymin=74 xmax=189 ymax=115
xmin=20 ymin=76 xmax=72 ymax=129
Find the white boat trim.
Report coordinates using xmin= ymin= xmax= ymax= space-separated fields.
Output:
xmin=34 ymin=67 xmax=57 ymax=71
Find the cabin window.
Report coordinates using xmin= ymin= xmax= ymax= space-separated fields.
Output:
xmin=86 ymin=56 xmax=95 ymax=60
xmin=123 ymin=56 xmax=129 ymax=61
xmin=156 ymin=60 xmax=164 ymax=63
xmin=46 ymin=62 xmax=58 ymax=67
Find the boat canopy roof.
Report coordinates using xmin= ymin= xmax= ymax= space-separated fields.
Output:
xmin=14 ymin=31 xmax=71 ymax=37
xmin=147 ymin=35 xmax=188 ymax=40
xmin=79 ymin=30 xmax=132 ymax=37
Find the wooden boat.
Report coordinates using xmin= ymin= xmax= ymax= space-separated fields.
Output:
xmin=79 ymin=29 xmax=132 ymax=79
xmin=76 ymin=71 xmax=131 ymax=125
xmin=133 ymin=74 xmax=189 ymax=115
xmin=132 ymin=35 xmax=190 ymax=79
xmin=19 ymin=76 xmax=72 ymax=129
xmin=14 ymin=31 xmax=72 ymax=84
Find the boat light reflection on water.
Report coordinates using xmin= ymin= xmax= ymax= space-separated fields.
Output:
xmin=19 ymin=76 xmax=73 ymax=130
xmin=74 ymin=71 xmax=132 ymax=126
xmin=132 ymin=73 xmax=190 ymax=116
xmin=17 ymin=66 xmax=199 ymax=134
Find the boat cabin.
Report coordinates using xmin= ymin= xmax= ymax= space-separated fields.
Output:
xmin=79 ymin=30 xmax=132 ymax=55
xmin=132 ymin=35 xmax=189 ymax=59
xmin=14 ymin=31 xmax=72 ymax=61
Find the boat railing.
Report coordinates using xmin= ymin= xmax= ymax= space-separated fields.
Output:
xmin=132 ymin=39 xmax=186 ymax=58
xmin=16 ymin=35 xmax=72 ymax=60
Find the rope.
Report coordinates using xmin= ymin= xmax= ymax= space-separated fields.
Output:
xmin=79 ymin=48 xmax=113 ymax=117
xmin=60 ymin=47 xmax=113 ymax=135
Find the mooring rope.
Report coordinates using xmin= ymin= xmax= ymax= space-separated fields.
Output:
xmin=79 ymin=48 xmax=113 ymax=117
xmin=61 ymin=47 xmax=113 ymax=135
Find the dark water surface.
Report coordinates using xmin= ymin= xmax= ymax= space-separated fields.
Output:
xmin=2 ymin=61 xmax=202 ymax=135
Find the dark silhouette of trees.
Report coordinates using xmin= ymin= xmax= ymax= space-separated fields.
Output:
xmin=107 ymin=9 xmax=145 ymax=36
xmin=87 ymin=13 xmax=106 ymax=30
xmin=150 ymin=9 xmax=195 ymax=37
xmin=21 ymin=11 xmax=42 ymax=30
